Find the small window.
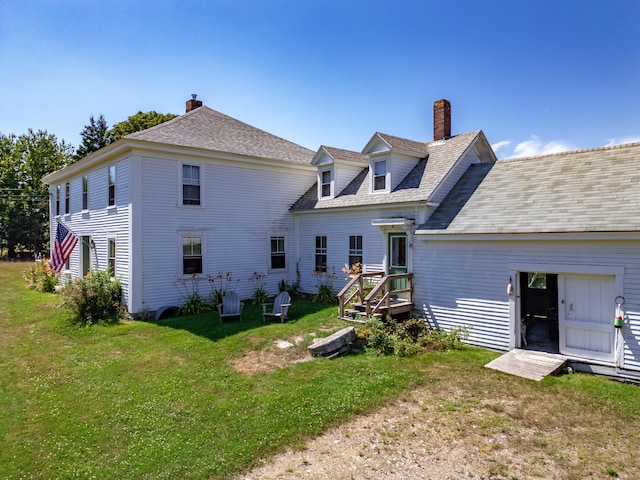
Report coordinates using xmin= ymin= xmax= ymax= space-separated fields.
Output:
xmin=320 ymin=170 xmax=332 ymax=198
xmin=315 ymin=235 xmax=327 ymax=272
xmin=182 ymin=164 xmax=201 ymax=205
xmin=373 ymin=160 xmax=387 ymax=191
xmin=182 ymin=236 xmax=202 ymax=275
xmin=82 ymin=177 xmax=88 ymax=210
xmin=270 ymin=236 xmax=286 ymax=269
xmin=108 ymin=238 xmax=116 ymax=276
xmin=64 ymin=182 xmax=70 ymax=214
xmin=527 ymin=273 xmax=547 ymax=289
xmin=55 ymin=186 xmax=60 ymax=216
xmin=348 ymin=235 xmax=363 ymax=267
xmin=108 ymin=165 xmax=116 ymax=206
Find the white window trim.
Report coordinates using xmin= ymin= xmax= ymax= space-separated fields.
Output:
xmin=371 ymin=159 xmax=389 ymax=193
xmin=55 ymin=185 xmax=61 ymax=217
xmin=179 ymin=162 xmax=205 ymax=208
xmin=108 ymin=237 xmax=116 ymax=278
xmin=269 ymin=234 xmax=287 ymax=271
xmin=82 ymin=176 xmax=89 ymax=212
xmin=348 ymin=233 xmax=363 ymax=267
xmin=108 ymin=164 xmax=116 ymax=207
xmin=179 ymin=231 xmax=207 ymax=277
xmin=315 ymin=234 xmax=328 ymax=272
xmin=318 ymin=168 xmax=333 ymax=199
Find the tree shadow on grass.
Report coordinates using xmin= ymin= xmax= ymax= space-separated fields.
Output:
xmin=143 ymin=298 xmax=335 ymax=342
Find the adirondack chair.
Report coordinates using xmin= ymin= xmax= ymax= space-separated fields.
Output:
xmin=216 ymin=291 xmax=244 ymax=323
xmin=262 ymin=291 xmax=291 ymax=323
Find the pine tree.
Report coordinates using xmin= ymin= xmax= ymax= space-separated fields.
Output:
xmin=73 ymin=114 xmax=111 ymax=161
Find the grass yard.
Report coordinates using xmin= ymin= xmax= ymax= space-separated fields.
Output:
xmin=2 ymin=261 xmax=640 ymax=480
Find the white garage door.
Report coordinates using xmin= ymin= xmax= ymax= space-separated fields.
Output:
xmin=558 ymin=274 xmax=615 ymax=363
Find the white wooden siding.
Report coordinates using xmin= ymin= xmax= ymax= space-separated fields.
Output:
xmin=334 ymin=163 xmax=365 ymax=196
xmin=138 ymin=154 xmax=316 ymax=311
xmin=48 ymin=158 xmax=132 ymax=306
xmin=389 ymin=153 xmax=420 ymax=191
xmin=414 ymin=238 xmax=640 ymax=371
xmin=294 ymin=207 xmax=427 ymax=294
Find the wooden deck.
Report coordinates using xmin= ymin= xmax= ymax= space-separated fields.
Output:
xmin=341 ymin=299 xmax=413 ymax=322
xmin=485 ymin=349 xmax=567 ymax=381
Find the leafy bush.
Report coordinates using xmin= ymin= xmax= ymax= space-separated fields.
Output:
xmin=60 ymin=269 xmax=125 ymax=325
xmin=23 ymin=260 xmax=58 ymax=293
xmin=361 ymin=317 xmax=470 ymax=356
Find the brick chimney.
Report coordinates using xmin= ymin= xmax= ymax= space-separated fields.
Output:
xmin=433 ymin=99 xmax=451 ymax=141
xmin=186 ymin=94 xmax=203 ymax=113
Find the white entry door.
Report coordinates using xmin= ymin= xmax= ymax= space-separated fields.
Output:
xmin=558 ymin=274 xmax=615 ymax=362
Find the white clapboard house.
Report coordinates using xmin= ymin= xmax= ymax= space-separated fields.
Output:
xmin=44 ymin=96 xmax=640 ymax=377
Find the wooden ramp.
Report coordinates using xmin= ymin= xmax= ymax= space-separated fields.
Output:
xmin=485 ymin=349 xmax=567 ymax=381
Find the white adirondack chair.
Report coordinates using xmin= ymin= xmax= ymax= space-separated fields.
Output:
xmin=217 ymin=291 xmax=244 ymax=323
xmin=262 ymin=291 xmax=291 ymax=323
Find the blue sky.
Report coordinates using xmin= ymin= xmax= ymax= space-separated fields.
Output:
xmin=1 ymin=0 xmax=639 ymax=159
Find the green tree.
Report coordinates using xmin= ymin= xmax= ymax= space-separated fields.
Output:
xmin=73 ymin=114 xmax=111 ymax=161
xmin=0 ymin=130 xmax=72 ymax=258
xmin=109 ymin=111 xmax=177 ymax=141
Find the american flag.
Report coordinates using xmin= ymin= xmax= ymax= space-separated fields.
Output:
xmin=50 ymin=223 xmax=79 ymax=273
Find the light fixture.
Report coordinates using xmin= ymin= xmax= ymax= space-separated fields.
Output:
xmin=90 ymin=239 xmax=96 ymax=250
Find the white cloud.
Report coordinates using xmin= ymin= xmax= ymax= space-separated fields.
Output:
xmin=491 ymin=140 xmax=511 ymax=155
xmin=511 ymin=135 xmax=575 ymax=159
xmin=605 ymin=136 xmax=640 ymax=147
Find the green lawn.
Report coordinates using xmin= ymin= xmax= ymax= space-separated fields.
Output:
xmin=2 ymin=262 xmax=640 ymax=479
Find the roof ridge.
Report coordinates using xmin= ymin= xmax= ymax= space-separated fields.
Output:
xmin=501 ymin=141 xmax=640 ymax=163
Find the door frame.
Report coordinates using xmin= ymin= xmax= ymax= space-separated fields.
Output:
xmin=509 ymin=262 xmax=624 ymax=365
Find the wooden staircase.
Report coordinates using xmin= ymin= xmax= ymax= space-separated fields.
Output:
xmin=337 ymin=271 xmax=414 ymax=323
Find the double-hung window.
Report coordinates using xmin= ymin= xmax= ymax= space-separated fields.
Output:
xmin=320 ymin=169 xmax=332 ymax=198
xmin=182 ymin=164 xmax=201 ymax=205
xmin=108 ymin=165 xmax=116 ymax=206
xmin=108 ymin=238 xmax=116 ymax=276
xmin=82 ymin=176 xmax=88 ymax=210
xmin=373 ymin=160 xmax=387 ymax=192
xmin=315 ymin=236 xmax=327 ymax=272
xmin=182 ymin=236 xmax=202 ymax=275
xmin=270 ymin=236 xmax=285 ymax=269
xmin=64 ymin=182 xmax=70 ymax=214
xmin=55 ymin=186 xmax=60 ymax=216
xmin=348 ymin=235 xmax=363 ymax=267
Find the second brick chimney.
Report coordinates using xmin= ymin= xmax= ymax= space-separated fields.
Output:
xmin=186 ymin=94 xmax=203 ymax=113
xmin=433 ymin=99 xmax=451 ymax=141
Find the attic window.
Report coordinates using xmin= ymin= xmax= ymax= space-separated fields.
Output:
xmin=373 ymin=160 xmax=387 ymax=192
xmin=320 ymin=169 xmax=332 ymax=198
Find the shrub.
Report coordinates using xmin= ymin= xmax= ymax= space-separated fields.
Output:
xmin=23 ymin=260 xmax=58 ymax=293
xmin=360 ymin=317 xmax=470 ymax=356
xmin=60 ymin=269 xmax=125 ymax=325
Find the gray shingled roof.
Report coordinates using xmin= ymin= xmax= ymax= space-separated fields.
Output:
xmin=291 ymin=130 xmax=484 ymax=211
xmin=321 ymin=146 xmax=369 ymax=164
xmin=126 ymin=106 xmax=314 ymax=165
xmin=418 ymin=142 xmax=640 ymax=234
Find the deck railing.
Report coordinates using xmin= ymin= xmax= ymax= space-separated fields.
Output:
xmin=337 ymin=272 xmax=413 ymax=320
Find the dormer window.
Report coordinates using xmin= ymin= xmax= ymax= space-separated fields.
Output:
xmin=373 ymin=160 xmax=387 ymax=192
xmin=320 ymin=169 xmax=332 ymax=198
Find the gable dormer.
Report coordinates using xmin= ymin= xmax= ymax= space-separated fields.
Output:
xmin=362 ymin=133 xmax=427 ymax=193
xmin=312 ymin=146 xmax=368 ymax=200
